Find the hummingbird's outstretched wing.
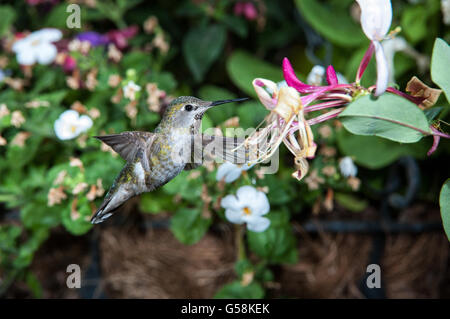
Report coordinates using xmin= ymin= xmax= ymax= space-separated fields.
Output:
xmin=199 ymin=134 xmax=253 ymax=165
xmin=94 ymin=131 xmax=155 ymax=162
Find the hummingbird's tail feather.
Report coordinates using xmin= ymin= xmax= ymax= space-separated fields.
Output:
xmin=91 ymin=196 xmax=115 ymax=224
xmin=90 ymin=185 xmax=135 ymax=224
xmin=90 ymin=163 xmax=140 ymax=224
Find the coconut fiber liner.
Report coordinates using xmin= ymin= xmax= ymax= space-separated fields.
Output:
xmin=98 ymin=224 xmax=449 ymax=299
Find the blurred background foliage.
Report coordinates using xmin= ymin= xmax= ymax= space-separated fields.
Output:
xmin=0 ymin=0 xmax=449 ymax=298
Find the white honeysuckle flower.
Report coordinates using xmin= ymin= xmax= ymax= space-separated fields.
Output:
xmin=306 ymin=65 xmax=349 ymax=86
xmin=12 ymin=28 xmax=62 ymax=66
xmin=356 ymin=0 xmax=392 ymax=41
xmin=123 ymin=81 xmax=141 ymax=100
xmin=216 ymin=162 xmax=254 ymax=183
xmin=337 ymin=73 xmax=349 ymax=84
xmin=54 ymin=110 xmax=93 ymax=140
xmin=373 ymin=41 xmax=389 ymax=95
xmin=307 ymin=65 xmax=326 ymax=86
xmin=382 ymin=36 xmax=429 ymax=84
xmin=339 ymin=156 xmax=358 ymax=178
xmin=381 ymin=37 xmax=408 ymax=84
xmin=442 ymin=0 xmax=450 ymax=25
xmin=221 ymin=185 xmax=270 ymax=232
xmin=253 ymin=78 xmax=279 ymax=110
xmin=356 ymin=0 xmax=392 ymax=96
xmin=276 ymin=80 xmax=288 ymax=89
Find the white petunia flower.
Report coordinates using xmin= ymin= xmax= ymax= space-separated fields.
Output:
xmin=356 ymin=0 xmax=392 ymax=96
xmin=54 ymin=110 xmax=93 ymax=140
xmin=123 ymin=81 xmax=141 ymax=100
xmin=339 ymin=156 xmax=358 ymax=178
xmin=12 ymin=28 xmax=62 ymax=66
xmin=221 ymin=185 xmax=270 ymax=232
xmin=216 ymin=162 xmax=254 ymax=183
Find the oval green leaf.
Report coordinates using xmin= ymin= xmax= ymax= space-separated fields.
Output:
xmin=431 ymin=38 xmax=450 ymax=102
xmin=336 ymin=128 xmax=427 ymax=169
xmin=226 ymin=50 xmax=282 ymax=97
xmin=439 ymin=179 xmax=450 ymax=241
xmin=183 ymin=24 xmax=226 ymax=82
xmin=295 ymin=0 xmax=366 ymax=47
xmin=339 ymin=94 xmax=431 ymax=143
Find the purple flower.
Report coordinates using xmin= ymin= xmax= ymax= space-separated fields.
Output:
xmin=76 ymin=32 xmax=109 ymax=47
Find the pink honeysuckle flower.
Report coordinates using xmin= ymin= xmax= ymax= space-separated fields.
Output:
xmin=283 ymin=58 xmax=352 ymax=110
xmin=247 ymin=57 xmax=449 ymax=179
xmin=252 ymin=78 xmax=279 ymax=110
xmin=356 ymin=0 xmax=392 ymax=96
xmin=326 ymin=65 xmax=338 ymax=85
xmin=237 ymin=1 xmax=449 ymax=179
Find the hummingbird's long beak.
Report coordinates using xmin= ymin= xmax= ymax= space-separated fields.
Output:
xmin=209 ymin=97 xmax=249 ymax=107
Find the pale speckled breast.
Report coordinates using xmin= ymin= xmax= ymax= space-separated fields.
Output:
xmin=146 ymin=131 xmax=191 ymax=189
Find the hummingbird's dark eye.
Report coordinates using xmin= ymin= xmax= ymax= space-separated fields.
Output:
xmin=185 ymin=104 xmax=193 ymax=112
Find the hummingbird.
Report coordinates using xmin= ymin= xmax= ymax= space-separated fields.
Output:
xmin=91 ymin=96 xmax=250 ymax=224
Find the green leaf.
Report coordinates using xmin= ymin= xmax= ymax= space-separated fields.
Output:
xmin=30 ymin=70 xmax=58 ymax=94
xmin=237 ymin=101 xmax=269 ymax=128
xmin=339 ymin=94 xmax=430 ymax=143
xmin=264 ymin=174 xmax=293 ymax=205
xmin=401 ymin=6 xmax=428 ymax=44
xmin=0 ymin=225 xmax=22 ymax=253
xmin=164 ymin=170 xmax=203 ymax=199
xmin=295 ymin=0 xmax=366 ymax=47
xmin=198 ymin=85 xmax=237 ymax=125
xmin=147 ymin=71 xmax=178 ymax=92
xmin=425 ymin=107 xmax=442 ymax=122
xmin=439 ymin=179 xmax=450 ymax=241
xmin=0 ymin=6 xmax=15 ymax=36
xmin=45 ymin=3 xmax=78 ymax=29
xmin=222 ymin=15 xmax=248 ymax=38
xmin=214 ymin=281 xmax=264 ymax=299
xmin=13 ymin=228 xmax=49 ymax=269
xmin=201 ymin=114 xmax=214 ymax=132
xmin=21 ymin=200 xmax=61 ymax=230
xmin=139 ymin=191 xmax=175 ymax=214
xmin=247 ymin=211 xmax=298 ymax=264
xmin=61 ymin=197 xmax=93 ymax=235
xmin=335 ymin=192 xmax=368 ymax=212
xmin=33 ymin=90 xmax=67 ymax=106
xmin=234 ymin=259 xmax=253 ymax=278
xmin=170 ymin=208 xmax=211 ymax=245
xmin=183 ymin=24 xmax=226 ymax=82
xmin=121 ymin=51 xmax=152 ymax=73
xmin=25 ymin=272 xmax=43 ymax=298
xmin=227 ymin=50 xmax=282 ymax=97
xmin=431 ymin=38 xmax=450 ymax=102
xmin=336 ymin=128 xmax=427 ymax=169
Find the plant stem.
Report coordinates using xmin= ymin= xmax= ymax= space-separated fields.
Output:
xmin=235 ymin=224 xmax=246 ymax=261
